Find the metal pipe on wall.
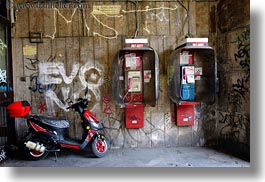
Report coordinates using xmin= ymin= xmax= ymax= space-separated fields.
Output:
xmin=128 ymin=0 xmax=139 ymax=38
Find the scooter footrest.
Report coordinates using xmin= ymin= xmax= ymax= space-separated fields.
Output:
xmin=59 ymin=138 xmax=82 ymax=146
xmin=46 ymin=149 xmax=61 ymax=152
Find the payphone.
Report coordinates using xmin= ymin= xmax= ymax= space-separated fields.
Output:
xmin=111 ymin=38 xmax=159 ymax=128
xmin=124 ymin=52 xmax=143 ymax=103
xmin=168 ymin=38 xmax=217 ymax=126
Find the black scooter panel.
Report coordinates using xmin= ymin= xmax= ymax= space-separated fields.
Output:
xmin=31 ymin=115 xmax=70 ymax=129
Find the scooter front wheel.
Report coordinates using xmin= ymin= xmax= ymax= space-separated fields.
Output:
xmin=91 ymin=137 xmax=109 ymax=158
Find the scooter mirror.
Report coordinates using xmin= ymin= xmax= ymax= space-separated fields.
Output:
xmin=84 ymin=87 xmax=88 ymax=98
xmin=66 ymin=98 xmax=73 ymax=104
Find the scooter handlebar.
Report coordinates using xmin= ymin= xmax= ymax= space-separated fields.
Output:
xmin=66 ymin=98 xmax=89 ymax=110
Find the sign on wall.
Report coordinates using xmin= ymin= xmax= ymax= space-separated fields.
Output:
xmin=23 ymin=45 xmax=37 ymax=56
xmin=93 ymin=5 xmax=121 ymax=15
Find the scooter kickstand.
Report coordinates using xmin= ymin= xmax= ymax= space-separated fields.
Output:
xmin=54 ymin=152 xmax=58 ymax=162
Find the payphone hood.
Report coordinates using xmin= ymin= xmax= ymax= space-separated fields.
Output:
xmin=111 ymin=46 xmax=160 ymax=108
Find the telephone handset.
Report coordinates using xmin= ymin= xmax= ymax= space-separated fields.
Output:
xmin=127 ymin=70 xmax=142 ymax=92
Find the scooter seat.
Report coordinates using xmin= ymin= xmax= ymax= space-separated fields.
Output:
xmin=32 ymin=115 xmax=70 ymax=129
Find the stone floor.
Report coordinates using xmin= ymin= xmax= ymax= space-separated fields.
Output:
xmin=0 ymin=146 xmax=250 ymax=167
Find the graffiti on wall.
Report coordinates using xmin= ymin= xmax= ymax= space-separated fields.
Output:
xmin=0 ymin=39 xmax=7 ymax=56
xmin=220 ymin=78 xmax=250 ymax=144
xmin=0 ymin=147 xmax=7 ymax=163
xmin=0 ymin=69 xmax=6 ymax=84
xmin=25 ymin=57 xmax=57 ymax=94
xmin=103 ymin=95 xmax=113 ymax=115
xmin=232 ymin=77 xmax=248 ymax=101
xmin=231 ymin=28 xmax=250 ymax=109
xmin=0 ymin=69 xmax=12 ymax=97
xmin=146 ymin=4 xmax=170 ymax=22
xmin=24 ymin=55 xmax=104 ymax=114
xmin=217 ymin=27 xmax=250 ymax=146
xmin=103 ymin=112 xmax=173 ymax=148
xmin=38 ymin=60 xmax=104 ymax=114
xmin=38 ymin=100 xmax=46 ymax=113
xmin=218 ymin=111 xmax=250 ymax=143
xmin=25 ymin=57 xmax=40 ymax=71
xmin=233 ymin=28 xmax=250 ymax=71
xmin=40 ymin=3 xmax=183 ymax=40
xmin=39 ymin=62 xmax=80 ymax=85
xmin=199 ymin=103 xmax=217 ymax=142
xmin=143 ymin=4 xmax=183 ymax=35
xmin=29 ymin=74 xmax=57 ymax=94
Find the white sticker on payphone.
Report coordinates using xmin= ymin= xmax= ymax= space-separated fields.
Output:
xmin=187 ymin=75 xmax=195 ymax=83
xmin=144 ymin=70 xmax=151 ymax=83
xmin=125 ymin=54 xmax=141 ymax=68
xmin=180 ymin=52 xmax=192 ymax=65
xmin=184 ymin=66 xmax=194 ymax=74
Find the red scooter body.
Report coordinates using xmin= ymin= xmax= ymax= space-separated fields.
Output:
xmin=7 ymin=98 xmax=109 ymax=160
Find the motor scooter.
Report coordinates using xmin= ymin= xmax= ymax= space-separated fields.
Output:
xmin=7 ymin=90 xmax=109 ymax=160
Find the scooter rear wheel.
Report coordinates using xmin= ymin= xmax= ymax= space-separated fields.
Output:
xmin=91 ymin=138 xmax=109 ymax=158
xmin=24 ymin=138 xmax=49 ymax=160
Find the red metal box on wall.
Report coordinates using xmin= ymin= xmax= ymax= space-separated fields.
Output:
xmin=176 ymin=102 xmax=199 ymax=126
xmin=125 ymin=104 xmax=145 ymax=128
xmin=7 ymin=101 xmax=31 ymax=118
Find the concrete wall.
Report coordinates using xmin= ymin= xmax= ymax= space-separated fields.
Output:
xmin=214 ymin=0 xmax=250 ymax=159
xmin=10 ymin=0 xmax=250 ymax=155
